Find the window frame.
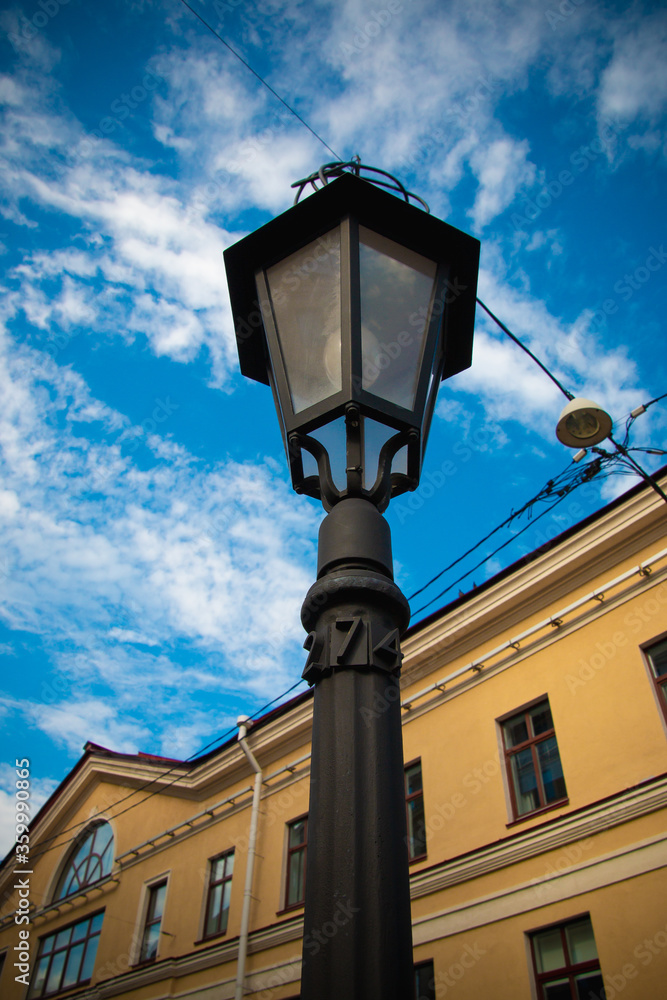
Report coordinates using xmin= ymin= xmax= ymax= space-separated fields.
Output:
xmin=28 ymin=910 xmax=104 ymax=998
xmin=203 ymin=849 xmax=234 ymax=940
xmin=138 ymin=878 xmax=168 ymax=965
xmin=404 ymin=758 xmax=427 ymax=862
xmin=414 ymin=958 xmax=435 ymax=999
xmin=528 ymin=913 xmax=604 ymax=999
xmin=284 ymin=814 xmax=308 ymax=911
xmin=642 ymin=632 xmax=667 ymax=726
xmin=52 ymin=820 xmax=114 ymax=902
xmin=500 ymin=697 xmax=568 ymax=822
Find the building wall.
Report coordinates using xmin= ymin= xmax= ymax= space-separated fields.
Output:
xmin=0 ymin=477 xmax=665 ymax=999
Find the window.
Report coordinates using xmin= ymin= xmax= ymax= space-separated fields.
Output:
xmin=530 ymin=915 xmax=605 ymax=999
xmin=29 ymin=911 xmax=104 ymax=998
xmin=645 ymin=636 xmax=667 ymax=719
xmin=139 ymin=880 xmax=167 ymax=963
xmin=405 ymin=760 xmax=427 ymax=860
xmin=285 ymin=816 xmax=308 ymax=909
xmin=53 ymin=821 xmax=114 ymax=901
xmin=502 ymin=699 xmax=567 ymax=818
xmin=414 ymin=958 xmax=435 ymax=999
xmin=204 ymin=850 xmax=234 ymax=938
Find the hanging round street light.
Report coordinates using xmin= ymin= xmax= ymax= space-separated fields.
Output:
xmin=556 ymin=396 xmax=613 ymax=448
xmin=224 ymin=166 xmax=480 ymax=511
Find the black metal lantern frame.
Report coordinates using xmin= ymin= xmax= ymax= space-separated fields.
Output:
xmin=224 ymin=171 xmax=479 ymax=511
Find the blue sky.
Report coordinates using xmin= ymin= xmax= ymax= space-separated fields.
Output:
xmin=1 ymin=0 xmax=666 ymax=851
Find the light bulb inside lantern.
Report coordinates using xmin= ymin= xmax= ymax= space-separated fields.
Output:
xmin=322 ymin=326 xmax=384 ymax=391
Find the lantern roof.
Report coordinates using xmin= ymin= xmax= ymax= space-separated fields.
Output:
xmin=224 ymin=172 xmax=480 ymax=388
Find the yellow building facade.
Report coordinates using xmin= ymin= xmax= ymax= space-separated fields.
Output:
xmin=1 ymin=472 xmax=666 ymax=999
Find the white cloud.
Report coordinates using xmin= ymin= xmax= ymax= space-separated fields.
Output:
xmin=0 ymin=313 xmax=319 ymax=757
xmin=448 ymin=258 xmax=646 ymax=440
xmin=0 ymin=765 xmax=60 ymax=858
xmin=27 ymin=699 xmax=153 ymax=756
xmin=0 ymin=0 xmax=664 ymax=790
xmin=598 ymin=13 xmax=667 ymax=122
xmin=469 ymin=138 xmax=536 ymax=230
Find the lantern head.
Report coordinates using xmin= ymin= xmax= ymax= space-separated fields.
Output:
xmin=224 ymin=169 xmax=479 ymax=511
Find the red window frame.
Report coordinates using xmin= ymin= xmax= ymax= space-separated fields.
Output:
xmin=405 ymin=759 xmax=427 ymax=861
xmin=644 ymin=635 xmax=667 ymax=723
xmin=501 ymin=698 xmax=568 ymax=820
xmin=285 ymin=815 xmax=308 ymax=909
xmin=28 ymin=911 xmax=104 ymax=998
xmin=529 ymin=915 xmax=604 ymax=999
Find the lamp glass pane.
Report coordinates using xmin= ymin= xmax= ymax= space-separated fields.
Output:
xmin=362 ymin=416 xmax=407 ymax=489
xmin=359 ymin=226 xmax=437 ymax=412
xmin=265 ymin=227 xmax=341 ymax=413
xmin=301 ymin=416 xmax=348 ymax=492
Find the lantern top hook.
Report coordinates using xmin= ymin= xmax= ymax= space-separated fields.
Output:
xmin=291 ymin=157 xmax=431 ymax=213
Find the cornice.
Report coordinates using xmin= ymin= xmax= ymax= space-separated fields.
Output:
xmin=401 ymin=488 xmax=667 ymax=689
xmin=75 ymin=914 xmax=305 ymax=999
xmin=399 ymin=549 xmax=667 ymax=717
xmin=409 ymin=774 xmax=667 ymax=900
xmin=0 ymin=700 xmax=316 ymax=891
xmin=412 ymin=833 xmax=667 ymax=944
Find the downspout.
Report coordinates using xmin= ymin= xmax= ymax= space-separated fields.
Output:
xmin=235 ymin=715 xmax=263 ymax=1000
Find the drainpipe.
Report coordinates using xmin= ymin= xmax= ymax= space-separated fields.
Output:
xmin=235 ymin=715 xmax=263 ymax=1000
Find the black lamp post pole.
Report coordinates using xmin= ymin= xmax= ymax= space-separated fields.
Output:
xmin=299 ymin=497 xmax=414 ymax=999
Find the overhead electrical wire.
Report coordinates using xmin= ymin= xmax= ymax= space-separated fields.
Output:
xmin=476 ymin=297 xmax=574 ymax=401
xmin=408 ymin=455 xmax=609 ymax=617
xmin=19 ymin=7 xmax=664 ymax=870
xmin=177 ymin=0 xmax=341 ymax=161
xmin=22 ymin=679 xmax=307 ymax=868
xmin=408 ymin=392 xmax=666 ymax=615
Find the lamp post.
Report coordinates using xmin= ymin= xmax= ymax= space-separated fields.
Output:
xmin=224 ymin=163 xmax=480 ymax=999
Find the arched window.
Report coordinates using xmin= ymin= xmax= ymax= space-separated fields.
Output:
xmin=54 ymin=822 xmax=114 ymax=901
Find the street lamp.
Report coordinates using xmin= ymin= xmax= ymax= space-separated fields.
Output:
xmin=555 ymin=397 xmax=613 ymax=448
xmin=224 ymin=162 xmax=480 ymax=1000
xmin=556 ymin=395 xmax=667 ymax=503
